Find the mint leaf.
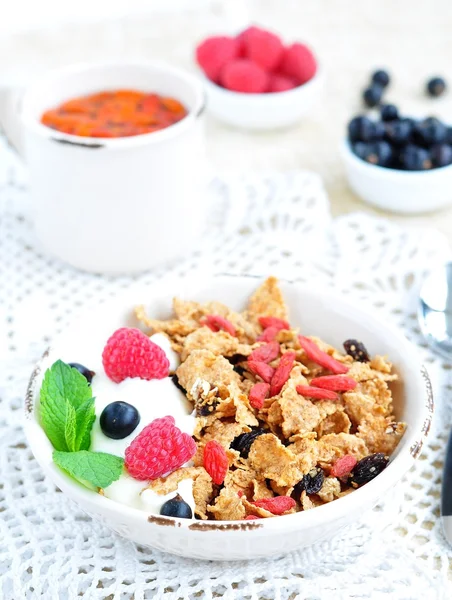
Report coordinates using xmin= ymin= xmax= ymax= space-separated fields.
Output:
xmin=40 ymin=360 xmax=94 ymax=452
xmin=53 ymin=451 xmax=124 ymax=489
xmin=75 ymin=398 xmax=96 ymax=451
xmin=64 ymin=401 xmax=77 ymax=452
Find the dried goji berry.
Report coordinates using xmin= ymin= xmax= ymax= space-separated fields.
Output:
xmin=249 ymin=341 xmax=280 ymax=363
xmin=244 ymin=515 xmax=261 ymax=520
xmin=270 ymin=352 xmax=296 ymax=396
xmin=249 ymin=382 xmax=270 ymax=409
xmin=258 ymin=316 xmax=290 ymax=330
xmin=256 ymin=326 xmax=279 ymax=342
xmin=298 ymin=336 xmax=349 ymax=374
xmin=203 ymin=440 xmax=229 ymax=485
xmin=309 ymin=375 xmax=357 ymax=391
xmin=296 ymin=385 xmax=339 ymax=400
xmin=200 ymin=314 xmax=236 ymax=337
xmin=237 ymin=490 xmax=244 ymax=498
xmin=251 ymin=496 xmax=296 ymax=515
xmin=247 ymin=359 xmax=275 ymax=383
xmin=330 ymin=455 xmax=357 ymax=478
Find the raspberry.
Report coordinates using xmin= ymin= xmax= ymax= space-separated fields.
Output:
xmin=258 ymin=316 xmax=290 ymax=330
xmin=251 ymin=496 xmax=296 ymax=515
xmin=280 ymin=43 xmax=317 ymax=85
xmin=125 ymin=416 xmax=196 ymax=480
xmin=270 ymin=351 xmax=296 ymax=397
xmin=309 ymin=375 xmax=357 ymax=392
xmin=200 ymin=314 xmax=236 ymax=337
xmin=296 ymin=385 xmax=339 ymax=401
xmin=221 ymin=59 xmax=269 ymax=94
xmin=236 ymin=26 xmax=260 ymax=56
xmin=244 ymin=27 xmax=284 ymax=71
xmin=196 ymin=36 xmax=240 ymax=82
xmin=249 ymin=382 xmax=270 ymax=409
xmin=268 ymin=74 xmax=297 ymax=93
xmin=249 ymin=341 xmax=280 ymax=363
xmin=247 ymin=359 xmax=275 ymax=383
xmin=203 ymin=440 xmax=229 ymax=485
xmin=256 ymin=326 xmax=279 ymax=342
xmin=298 ymin=336 xmax=349 ymax=374
xmin=330 ymin=455 xmax=357 ymax=478
xmin=102 ymin=327 xmax=169 ymax=383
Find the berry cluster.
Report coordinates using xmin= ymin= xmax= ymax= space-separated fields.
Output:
xmin=349 ymin=112 xmax=452 ymax=171
xmin=196 ymin=26 xmax=317 ymax=94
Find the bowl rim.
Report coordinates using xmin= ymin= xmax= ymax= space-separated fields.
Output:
xmin=23 ymin=274 xmax=433 ymax=534
xmin=341 ymin=138 xmax=452 ymax=178
xmin=200 ymin=67 xmax=322 ymax=101
xmin=21 ymin=60 xmax=207 ymax=149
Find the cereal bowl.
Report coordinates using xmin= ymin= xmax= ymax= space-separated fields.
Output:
xmin=24 ymin=274 xmax=432 ymax=560
xmin=341 ymin=139 xmax=452 ymax=214
xmin=202 ymin=70 xmax=322 ymax=131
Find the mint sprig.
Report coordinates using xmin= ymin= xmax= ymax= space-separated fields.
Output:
xmin=53 ymin=451 xmax=124 ymax=489
xmin=40 ymin=360 xmax=95 ymax=452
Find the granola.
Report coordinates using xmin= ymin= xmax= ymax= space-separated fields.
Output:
xmin=136 ymin=276 xmax=406 ymax=520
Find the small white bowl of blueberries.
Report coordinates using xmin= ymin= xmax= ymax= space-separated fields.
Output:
xmin=341 ymin=69 xmax=452 ymax=214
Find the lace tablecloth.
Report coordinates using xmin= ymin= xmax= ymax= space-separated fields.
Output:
xmin=0 ymin=136 xmax=451 ymax=599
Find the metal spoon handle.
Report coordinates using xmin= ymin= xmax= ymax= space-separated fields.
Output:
xmin=441 ymin=428 xmax=452 ymax=542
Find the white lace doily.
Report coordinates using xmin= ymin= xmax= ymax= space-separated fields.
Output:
xmin=0 ymin=135 xmax=450 ymax=599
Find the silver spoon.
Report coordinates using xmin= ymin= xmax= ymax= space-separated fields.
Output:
xmin=418 ymin=262 xmax=452 ymax=544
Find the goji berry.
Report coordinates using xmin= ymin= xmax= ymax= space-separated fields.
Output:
xmin=244 ymin=515 xmax=261 ymax=520
xmin=298 ymin=336 xmax=349 ymax=374
xmin=309 ymin=375 xmax=357 ymax=391
xmin=330 ymin=455 xmax=357 ymax=478
xmin=296 ymin=385 xmax=339 ymax=400
xmin=247 ymin=359 xmax=275 ymax=383
xmin=251 ymin=496 xmax=296 ymax=515
xmin=249 ymin=341 xmax=280 ymax=363
xmin=258 ymin=316 xmax=290 ymax=330
xmin=200 ymin=314 xmax=237 ymax=337
xmin=256 ymin=326 xmax=279 ymax=342
xmin=269 ymin=351 xmax=296 ymax=396
xmin=203 ymin=440 xmax=229 ymax=485
xmin=249 ymin=382 xmax=270 ymax=409
xmin=237 ymin=490 xmax=244 ymax=498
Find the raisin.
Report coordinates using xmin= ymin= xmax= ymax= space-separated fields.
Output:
xmin=233 ymin=365 xmax=246 ymax=376
xmin=292 ymin=468 xmax=324 ymax=498
xmin=349 ymin=453 xmax=389 ymax=486
xmin=343 ymin=339 xmax=370 ymax=362
xmin=230 ymin=428 xmax=267 ymax=458
xmin=196 ymin=399 xmax=218 ymax=417
xmin=171 ymin=374 xmax=186 ymax=393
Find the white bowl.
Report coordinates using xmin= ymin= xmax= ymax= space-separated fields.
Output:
xmin=24 ymin=274 xmax=432 ymax=561
xmin=202 ymin=71 xmax=322 ymax=130
xmin=341 ymin=140 xmax=452 ymax=214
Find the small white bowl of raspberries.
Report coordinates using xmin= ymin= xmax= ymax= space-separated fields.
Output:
xmin=195 ymin=26 xmax=322 ymax=130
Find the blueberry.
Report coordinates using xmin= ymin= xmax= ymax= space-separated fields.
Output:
xmin=160 ymin=494 xmax=193 ymax=519
xmin=380 ymin=104 xmax=399 ymax=122
xmin=413 ymin=117 xmax=447 ymax=147
xmin=373 ymin=121 xmax=386 ymax=140
xmin=363 ymin=85 xmax=383 ymax=108
xmin=427 ymin=77 xmax=446 ymax=97
xmin=385 ymin=119 xmax=413 ymax=146
xmin=100 ymin=401 xmax=140 ymax=440
xmin=431 ymin=144 xmax=452 ymax=168
xmin=69 ymin=362 xmax=95 ymax=385
xmin=352 ymin=142 xmax=368 ymax=160
xmin=348 ymin=116 xmax=373 ymax=142
xmin=360 ymin=141 xmax=393 ymax=167
xmin=371 ymin=69 xmax=390 ymax=88
xmin=400 ymin=144 xmax=432 ymax=170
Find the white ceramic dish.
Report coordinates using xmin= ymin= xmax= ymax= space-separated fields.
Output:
xmin=3 ymin=62 xmax=207 ymax=274
xmin=202 ymin=70 xmax=322 ymax=131
xmin=341 ymin=139 xmax=452 ymax=214
xmin=24 ymin=274 xmax=432 ymax=561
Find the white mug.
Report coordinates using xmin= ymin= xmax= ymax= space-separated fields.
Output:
xmin=2 ymin=62 xmax=207 ymax=274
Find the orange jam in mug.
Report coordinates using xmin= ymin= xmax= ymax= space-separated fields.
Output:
xmin=40 ymin=90 xmax=188 ymax=138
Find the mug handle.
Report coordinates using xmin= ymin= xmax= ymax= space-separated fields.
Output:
xmin=0 ymin=85 xmax=24 ymax=158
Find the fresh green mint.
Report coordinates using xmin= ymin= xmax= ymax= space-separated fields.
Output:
xmin=40 ymin=360 xmax=95 ymax=452
xmin=53 ymin=451 xmax=124 ymax=489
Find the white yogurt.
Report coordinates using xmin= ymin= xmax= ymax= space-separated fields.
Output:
xmin=85 ymin=333 xmax=195 ymax=514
